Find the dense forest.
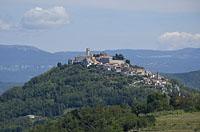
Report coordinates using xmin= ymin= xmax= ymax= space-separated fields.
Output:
xmin=165 ymin=70 xmax=200 ymax=90
xmin=0 ymin=64 xmax=199 ymax=131
xmin=30 ymin=105 xmax=155 ymax=132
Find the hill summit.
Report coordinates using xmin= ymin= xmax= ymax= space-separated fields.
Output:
xmin=0 ymin=49 xmax=183 ymax=119
xmin=1 ymin=45 xmax=200 ymax=83
xmin=0 ymin=49 xmax=200 ymax=131
xmin=68 ymin=48 xmax=173 ymax=91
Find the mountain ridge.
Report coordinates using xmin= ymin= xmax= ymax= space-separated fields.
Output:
xmin=1 ymin=44 xmax=200 ymax=83
xmin=165 ymin=70 xmax=200 ymax=90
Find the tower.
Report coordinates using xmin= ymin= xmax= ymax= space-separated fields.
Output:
xmin=156 ymin=72 xmax=159 ymax=79
xmin=86 ymin=48 xmax=90 ymax=56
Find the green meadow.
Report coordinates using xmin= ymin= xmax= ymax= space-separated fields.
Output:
xmin=142 ymin=110 xmax=200 ymax=132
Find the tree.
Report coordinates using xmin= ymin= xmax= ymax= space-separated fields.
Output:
xmin=113 ymin=54 xmax=124 ymax=60
xmin=131 ymin=101 xmax=147 ymax=116
xmin=57 ymin=62 xmax=62 ymax=68
xmin=125 ymin=59 xmax=130 ymax=64
xmin=147 ymin=93 xmax=170 ymax=112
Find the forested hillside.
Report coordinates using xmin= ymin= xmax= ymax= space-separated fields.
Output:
xmin=0 ymin=64 xmax=155 ymax=120
xmin=165 ymin=70 xmax=200 ymax=90
xmin=30 ymin=105 xmax=155 ymax=132
xmin=0 ymin=64 xmax=199 ymax=131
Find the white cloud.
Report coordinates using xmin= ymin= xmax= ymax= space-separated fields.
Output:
xmin=159 ymin=32 xmax=200 ymax=50
xmin=21 ymin=6 xmax=70 ymax=29
xmin=0 ymin=19 xmax=12 ymax=30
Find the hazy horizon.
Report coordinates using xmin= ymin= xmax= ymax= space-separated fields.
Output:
xmin=1 ymin=43 xmax=200 ymax=53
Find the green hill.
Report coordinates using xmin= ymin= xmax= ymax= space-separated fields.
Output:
xmin=0 ymin=64 xmax=199 ymax=131
xmin=0 ymin=64 xmax=156 ymax=120
xmin=165 ymin=70 xmax=200 ymax=90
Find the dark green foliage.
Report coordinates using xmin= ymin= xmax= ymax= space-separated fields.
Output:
xmin=164 ymin=70 xmax=200 ymax=90
xmin=113 ymin=54 xmax=124 ymax=60
xmin=167 ymin=81 xmax=200 ymax=111
xmin=170 ymin=92 xmax=200 ymax=112
xmin=125 ymin=59 xmax=130 ymax=64
xmin=147 ymin=93 xmax=170 ymax=112
xmin=131 ymin=101 xmax=147 ymax=116
xmin=0 ymin=64 xmax=199 ymax=131
xmin=0 ymin=116 xmax=45 ymax=132
xmin=0 ymin=64 xmax=156 ymax=121
xmin=30 ymin=105 xmax=155 ymax=132
xmin=57 ymin=62 xmax=62 ymax=68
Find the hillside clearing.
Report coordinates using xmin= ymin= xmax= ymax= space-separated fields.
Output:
xmin=141 ymin=110 xmax=200 ymax=132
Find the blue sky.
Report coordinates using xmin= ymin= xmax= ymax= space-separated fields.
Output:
xmin=0 ymin=0 xmax=200 ymax=52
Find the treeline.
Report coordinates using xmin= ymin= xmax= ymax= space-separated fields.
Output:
xmin=165 ymin=70 xmax=200 ymax=90
xmin=30 ymin=105 xmax=155 ymax=132
xmin=1 ymin=91 xmax=199 ymax=132
xmin=0 ymin=64 xmax=199 ymax=131
xmin=29 ymin=91 xmax=200 ymax=132
xmin=0 ymin=64 xmax=152 ymax=121
xmin=0 ymin=64 xmax=199 ymax=120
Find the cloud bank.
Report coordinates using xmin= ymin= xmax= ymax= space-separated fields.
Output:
xmin=21 ymin=6 xmax=70 ymax=29
xmin=159 ymin=32 xmax=200 ymax=50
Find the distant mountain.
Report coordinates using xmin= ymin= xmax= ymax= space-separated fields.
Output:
xmin=1 ymin=44 xmax=200 ymax=82
xmin=0 ymin=45 xmax=67 ymax=82
xmin=104 ymin=48 xmax=200 ymax=73
xmin=165 ymin=70 xmax=200 ymax=90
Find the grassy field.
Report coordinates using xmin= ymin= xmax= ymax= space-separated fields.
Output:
xmin=141 ymin=110 xmax=200 ymax=132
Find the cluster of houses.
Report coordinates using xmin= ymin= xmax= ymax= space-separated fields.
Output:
xmin=68 ymin=48 xmax=170 ymax=88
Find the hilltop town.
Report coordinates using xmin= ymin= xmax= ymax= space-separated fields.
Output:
xmin=68 ymin=48 xmax=172 ymax=91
